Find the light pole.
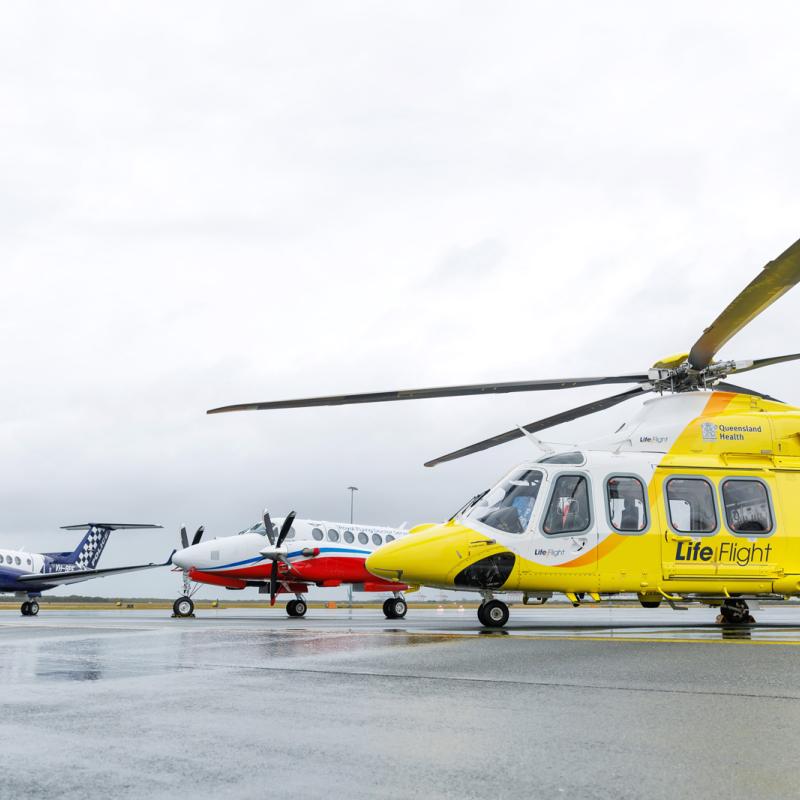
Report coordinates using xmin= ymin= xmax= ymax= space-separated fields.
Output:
xmin=347 ymin=486 xmax=358 ymax=609
xmin=347 ymin=486 xmax=358 ymax=524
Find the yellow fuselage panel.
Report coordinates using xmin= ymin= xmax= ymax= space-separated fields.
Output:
xmin=365 ymin=391 xmax=800 ymax=598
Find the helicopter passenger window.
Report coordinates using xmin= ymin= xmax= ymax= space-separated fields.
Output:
xmin=543 ymin=475 xmax=591 ymax=535
xmin=312 ymin=528 xmax=324 ymax=541
xmin=666 ymin=478 xmax=717 ymax=534
xmin=467 ymin=469 xmax=544 ymax=534
xmin=606 ymin=476 xmax=647 ymax=532
xmin=721 ymin=479 xmax=773 ymax=534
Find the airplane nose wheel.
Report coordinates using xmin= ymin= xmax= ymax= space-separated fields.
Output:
xmin=478 ymin=599 xmax=509 ymax=628
xmin=286 ymin=599 xmax=307 ymax=617
xmin=173 ymin=596 xmax=195 ymax=618
xmin=383 ymin=597 xmax=408 ymax=619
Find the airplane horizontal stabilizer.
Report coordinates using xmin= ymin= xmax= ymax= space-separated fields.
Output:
xmin=60 ymin=523 xmax=163 ymax=531
xmin=17 ymin=551 xmax=175 ymax=586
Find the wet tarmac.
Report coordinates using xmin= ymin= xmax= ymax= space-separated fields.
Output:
xmin=2 ymin=605 xmax=800 ymax=799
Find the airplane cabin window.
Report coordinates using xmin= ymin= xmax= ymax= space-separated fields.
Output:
xmin=666 ymin=478 xmax=717 ymax=534
xmin=358 ymin=532 xmax=369 ymax=545
xmin=288 ymin=527 xmax=296 ymax=540
xmin=386 ymin=535 xmax=395 ymax=542
xmin=312 ymin=528 xmax=324 ymax=541
xmin=328 ymin=529 xmax=340 ymax=542
xmin=543 ymin=475 xmax=591 ymax=535
xmin=5 ymin=555 xmax=11 ymax=565
xmin=372 ymin=534 xmax=383 ymax=546
xmin=607 ymin=476 xmax=647 ymax=532
xmin=721 ymin=479 xmax=773 ymax=534
xmin=343 ymin=531 xmax=354 ymax=543
xmin=26 ymin=558 xmax=31 ymax=565
xmin=467 ymin=469 xmax=544 ymax=534
xmin=14 ymin=556 xmax=20 ymax=565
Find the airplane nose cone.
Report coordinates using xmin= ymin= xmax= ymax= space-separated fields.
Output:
xmin=171 ymin=548 xmax=190 ymax=569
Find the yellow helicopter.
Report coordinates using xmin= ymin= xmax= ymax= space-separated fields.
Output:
xmin=209 ymin=236 xmax=800 ymax=627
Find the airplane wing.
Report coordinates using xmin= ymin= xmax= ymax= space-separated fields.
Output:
xmin=16 ymin=552 xmax=175 ymax=587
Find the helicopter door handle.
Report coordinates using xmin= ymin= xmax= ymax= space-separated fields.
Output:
xmin=665 ymin=532 xmax=693 ymax=543
xmin=469 ymin=539 xmax=496 ymax=546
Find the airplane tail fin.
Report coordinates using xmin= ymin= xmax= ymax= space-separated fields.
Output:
xmin=49 ymin=523 xmax=162 ymax=570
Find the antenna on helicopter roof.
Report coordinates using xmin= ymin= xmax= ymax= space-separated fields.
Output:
xmin=516 ymin=426 xmax=555 ymax=456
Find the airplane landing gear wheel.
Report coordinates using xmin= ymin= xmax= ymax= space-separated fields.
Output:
xmin=28 ymin=600 xmax=39 ymax=616
xmin=286 ymin=599 xmax=307 ymax=617
xmin=173 ymin=596 xmax=195 ymax=618
xmin=478 ymin=599 xmax=509 ymax=628
xmin=21 ymin=601 xmax=30 ymax=616
xmin=383 ymin=598 xmax=407 ymax=619
xmin=716 ymin=599 xmax=754 ymax=625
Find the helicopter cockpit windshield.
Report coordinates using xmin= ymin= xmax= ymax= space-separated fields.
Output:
xmin=462 ymin=469 xmax=544 ymax=534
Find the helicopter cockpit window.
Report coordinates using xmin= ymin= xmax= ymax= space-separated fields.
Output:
xmin=606 ymin=476 xmax=647 ymax=533
xmin=465 ymin=469 xmax=543 ymax=534
xmin=721 ymin=479 xmax=773 ymax=535
xmin=666 ymin=477 xmax=717 ymax=534
xmin=538 ymin=451 xmax=585 ymax=465
xmin=543 ymin=475 xmax=591 ymax=535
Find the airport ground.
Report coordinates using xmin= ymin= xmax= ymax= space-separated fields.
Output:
xmin=2 ymin=605 xmax=800 ymax=800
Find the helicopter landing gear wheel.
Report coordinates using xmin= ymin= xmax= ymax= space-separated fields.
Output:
xmin=286 ymin=599 xmax=307 ymax=617
xmin=173 ymin=596 xmax=195 ymax=618
xmin=716 ymin=599 xmax=755 ymax=625
xmin=383 ymin=597 xmax=407 ymax=619
xmin=20 ymin=601 xmax=30 ymax=616
xmin=478 ymin=599 xmax=509 ymax=628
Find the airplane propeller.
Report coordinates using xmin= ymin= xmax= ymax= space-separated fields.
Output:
xmin=180 ymin=524 xmax=205 ymax=549
xmin=259 ymin=510 xmax=296 ymax=606
xmin=207 ymin=235 xmax=800 ymax=466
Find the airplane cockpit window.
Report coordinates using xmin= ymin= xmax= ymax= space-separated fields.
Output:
xmin=666 ymin=478 xmax=717 ymax=534
xmin=607 ymin=476 xmax=647 ymax=532
xmin=721 ymin=479 xmax=773 ymax=534
xmin=465 ymin=469 xmax=544 ymax=534
xmin=543 ymin=475 xmax=591 ymax=534
xmin=312 ymin=527 xmax=324 ymax=541
xmin=358 ymin=532 xmax=369 ymax=545
xmin=344 ymin=531 xmax=354 ymax=543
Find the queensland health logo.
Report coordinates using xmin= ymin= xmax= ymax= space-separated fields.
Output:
xmin=701 ymin=421 xmax=762 ymax=442
xmin=701 ymin=422 xmax=718 ymax=441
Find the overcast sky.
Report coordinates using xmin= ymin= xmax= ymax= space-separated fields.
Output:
xmin=2 ymin=2 xmax=800 ymax=598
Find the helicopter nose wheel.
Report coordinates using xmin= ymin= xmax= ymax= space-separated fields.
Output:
xmin=383 ymin=597 xmax=408 ymax=619
xmin=286 ymin=598 xmax=308 ymax=617
xmin=478 ymin=599 xmax=509 ymax=628
xmin=716 ymin=599 xmax=755 ymax=625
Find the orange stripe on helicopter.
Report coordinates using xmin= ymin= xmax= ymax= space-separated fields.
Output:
xmin=559 ymin=533 xmax=625 ymax=568
xmin=702 ymin=391 xmax=735 ymax=416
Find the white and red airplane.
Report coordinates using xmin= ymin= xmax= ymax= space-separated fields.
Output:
xmin=170 ymin=510 xmax=411 ymax=619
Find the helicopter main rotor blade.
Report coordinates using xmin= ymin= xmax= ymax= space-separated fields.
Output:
xmin=424 ymin=387 xmax=650 ymax=468
xmin=688 ymin=237 xmax=800 ymax=370
xmin=714 ymin=382 xmax=784 ymax=403
xmin=726 ymin=352 xmax=800 ymax=376
xmin=207 ymin=374 xmax=650 ymax=414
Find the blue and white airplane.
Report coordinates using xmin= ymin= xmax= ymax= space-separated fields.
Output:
xmin=0 ymin=522 xmax=168 ymax=616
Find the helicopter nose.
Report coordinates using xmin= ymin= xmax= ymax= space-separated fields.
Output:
xmin=366 ymin=523 xmax=485 ymax=586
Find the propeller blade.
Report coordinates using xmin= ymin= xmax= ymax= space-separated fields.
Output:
xmin=727 ymin=352 xmax=800 ymax=376
xmin=269 ymin=560 xmax=279 ymax=607
xmin=191 ymin=525 xmax=205 ymax=546
xmin=688 ymin=237 xmax=800 ymax=370
xmin=424 ymin=387 xmax=650 ymax=467
xmin=180 ymin=525 xmax=189 ymax=549
xmin=276 ymin=511 xmax=296 ymax=547
xmin=714 ymin=382 xmax=784 ymax=403
xmin=206 ymin=374 xmax=650 ymax=414
xmin=263 ymin=510 xmax=276 ymax=546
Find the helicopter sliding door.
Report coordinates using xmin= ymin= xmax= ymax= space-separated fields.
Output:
xmin=658 ymin=470 xmax=782 ymax=587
